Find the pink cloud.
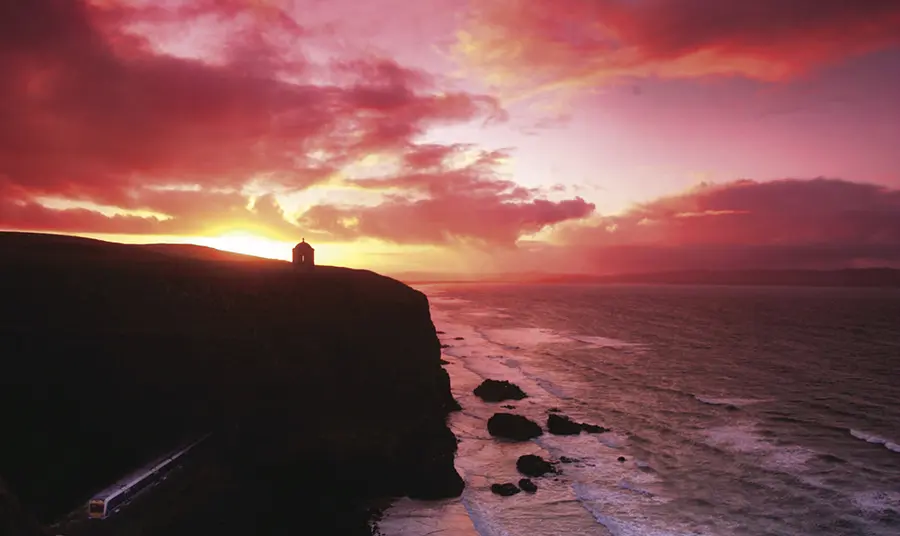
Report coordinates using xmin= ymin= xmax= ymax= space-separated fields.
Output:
xmin=299 ymin=147 xmax=595 ymax=246
xmin=458 ymin=0 xmax=900 ymax=90
xmin=543 ymin=178 xmax=900 ymax=272
xmin=0 ymin=0 xmax=505 ymax=238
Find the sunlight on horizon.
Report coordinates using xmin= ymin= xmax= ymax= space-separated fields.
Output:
xmin=193 ymin=232 xmax=294 ymax=262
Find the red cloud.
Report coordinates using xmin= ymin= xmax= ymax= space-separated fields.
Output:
xmin=298 ymin=147 xmax=595 ymax=246
xmin=458 ymin=0 xmax=900 ymax=89
xmin=0 ymin=0 xmax=504 ymax=237
xmin=545 ymin=178 xmax=900 ymax=273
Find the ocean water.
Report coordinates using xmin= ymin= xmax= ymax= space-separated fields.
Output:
xmin=376 ymin=284 xmax=900 ymax=536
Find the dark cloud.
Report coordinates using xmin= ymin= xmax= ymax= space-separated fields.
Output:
xmin=549 ymin=178 xmax=900 ymax=272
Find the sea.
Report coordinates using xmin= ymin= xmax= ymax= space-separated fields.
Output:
xmin=375 ymin=283 xmax=900 ymax=536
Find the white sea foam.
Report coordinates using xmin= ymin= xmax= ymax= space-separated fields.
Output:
xmin=702 ymin=423 xmax=816 ymax=471
xmin=849 ymin=429 xmax=900 ymax=453
xmin=466 ymin=310 xmax=514 ymax=318
xmin=574 ymin=482 xmax=705 ymax=536
xmin=693 ymin=396 xmax=772 ymax=408
xmin=852 ymin=490 xmax=900 ymax=514
xmin=482 ymin=327 xmax=572 ymax=348
xmin=570 ymin=335 xmax=646 ymax=351
xmin=482 ymin=328 xmax=645 ymax=354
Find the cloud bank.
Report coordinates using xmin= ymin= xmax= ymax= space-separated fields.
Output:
xmin=456 ymin=0 xmax=900 ymax=93
xmin=0 ymin=0 xmax=590 ymax=245
xmin=534 ymin=178 xmax=900 ymax=273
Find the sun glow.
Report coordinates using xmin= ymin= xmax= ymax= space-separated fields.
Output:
xmin=193 ymin=231 xmax=294 ymax=261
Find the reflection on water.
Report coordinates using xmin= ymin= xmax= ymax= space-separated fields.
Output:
xmin=378 ymin=284 xmax=900 ymax=536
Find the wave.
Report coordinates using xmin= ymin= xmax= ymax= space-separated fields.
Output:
xmin=572 ymin=482 xmax=698 ymax=536
xmin=480 ymin=327 xmax=646 ymax=354
xmin=849 ymin=429 xmax=900 ymax=453
xmin=852 ymin=490 xmax=900 ymax=514
xmin=570 ymin=335 xmax=646 ymax=351
xmin=459 ymin=494 xmax=514 ymax=536
xmin=702 ymin=423 xmax=816 ymax=472
xmin=693 ymin=396 xmax=772 ymax=408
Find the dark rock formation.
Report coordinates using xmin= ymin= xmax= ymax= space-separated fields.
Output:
xmin=618 ymin=456 xmax=627 ymax=463
xmin=518 ymin=479 xmax=537 ymax=493
xmin=490 ymin=483 xmax=521 ymax=497
xmin=440 ymin=344 xmax=451 ymax=349
xmin=0 ymin=232 xmax=463 ymax=535
xmin=581 ymin=423 xmax=610 ymax=434
xmin=547 ymin=414 xmax=610 ymax=435
xmin=501 ymin=404 xmax=515 ymax=409
xmin=548 ymin=407 xmax=561 ymax=413
xmin=474 ymin=379 xmax=528 ymax=402
xmin=453 ymin=337 xmax=464 ymax=340
xmin=487 ymin=414 xmax=543 ymax=441
xmin=1 ymin=477 xmax=46 ymax=536
xmin=547 ymin=414 xmax=584 ymax=435
xmin=559 ymin=456 xmax=578 ymax=464
xmin=516 ymin=455 xmax=556 ymax=477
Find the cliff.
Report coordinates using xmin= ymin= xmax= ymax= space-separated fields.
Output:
xmin=0 ymin=232 xmax=462 ymax=535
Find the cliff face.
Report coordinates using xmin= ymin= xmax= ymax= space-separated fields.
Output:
xmin=1 ymin=478 xmax=46 ymax=536
xmin=0 ymin=232 xmax=461 ymax=534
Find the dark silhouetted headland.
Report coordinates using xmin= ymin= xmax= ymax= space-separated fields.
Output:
xmin=0 ymin=232 xmax=461 ymax=535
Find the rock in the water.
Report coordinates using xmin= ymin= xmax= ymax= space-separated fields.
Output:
xmin=474 ymin=379 xmax=528 ymax=402
xmin=454 ymin=336 xmax=465 ymax=340
xmin=618 ymin=456 xmax=626 ymax=462
xmin=516 ymin=454 xmax=556 ymax=477
xmin=518 ymin=478 xmax=537 ymax=493
xmin=559 ymin=456 xmax=578 ymax=464
xmin=490 ymin=483 xmax=521 ymax=496
xmin=440 ymin=344 xmax=451 ymax=349
xmin=581 ymin=423 xmax=610 ymax=434
xmin=437 ymin=331 xmax=446 ymax=334
xmin=487 ymin=413 xmax=543 ymax=441
xmin=548 ymin=407 xmax=561 ymax=413
xmin=501 ymin=404 xmax=515 ymax=409
xmin=547 ymin=414 xmax=583 ymax=435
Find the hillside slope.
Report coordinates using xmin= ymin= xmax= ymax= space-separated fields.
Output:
xmin=0 ymin=232 xmax=461 ymax=535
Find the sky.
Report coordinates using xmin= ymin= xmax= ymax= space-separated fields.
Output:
xmin=2 ymin=0 xmax=900 ymax=275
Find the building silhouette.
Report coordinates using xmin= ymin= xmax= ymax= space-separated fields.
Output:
xmin=292 ymin=239 xmax=315 ymax=271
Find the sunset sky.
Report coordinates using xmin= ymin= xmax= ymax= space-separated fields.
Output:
xmin=3 ymin=0 xmax=900 ymax=275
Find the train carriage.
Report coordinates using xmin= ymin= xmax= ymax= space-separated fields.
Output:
xmin=87 ymin=435 xmax=208 ymax=519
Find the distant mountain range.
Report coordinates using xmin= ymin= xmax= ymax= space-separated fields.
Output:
xmin=398 ymin=268 xmax=900 ymax=287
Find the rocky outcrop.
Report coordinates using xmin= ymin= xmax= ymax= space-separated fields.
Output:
xmin=0 ymin=232 xmax=462 ymax=535
xmin=490 ymin=483 xmax=521 ymax=496
xmin=516 ymin=455 xmax=556 ymax=477
xmin=0 ymin=478 xmax=46 ymax=536
xmin=474 ymin=379 xmax=528 ymax=402
xmin=547 ymin=413 xmax=610 ymax=435
xmin=581 ymin=423 xmax=610 ymax=434
xmin=487 ymin=413 xmax=543 ymax=441
xmin=518 ymin=478 xmax=537 ymax=493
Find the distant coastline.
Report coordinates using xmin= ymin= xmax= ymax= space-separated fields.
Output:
xmin=400 ymin=268 xmax=900 ymax=288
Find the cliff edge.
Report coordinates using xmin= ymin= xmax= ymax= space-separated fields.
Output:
xmin=0 ymin=232 xmax=461 ymax=535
